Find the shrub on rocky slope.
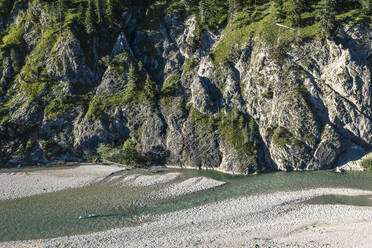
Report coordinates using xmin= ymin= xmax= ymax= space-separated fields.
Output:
xmin=0 ymin=0 xmax=370 ymax=174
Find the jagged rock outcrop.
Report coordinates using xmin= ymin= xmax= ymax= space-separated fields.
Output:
xmin=0 ymin=1 xmax=371 ymax=174
xmin=47 ymin=31 xmax=96 ymax=86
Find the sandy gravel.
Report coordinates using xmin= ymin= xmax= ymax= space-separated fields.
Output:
xmin=119 ymin=172 xmax=182 ymax=186
xmin=154 ymin=176 xmax=226 ymax=199
xmin=2 ymin=188 xmax=372 ymax=248
xmin=117 ymin=173 xmax=226 ymax=198
xmin=0 ymin=164 xmax=122 ymax=200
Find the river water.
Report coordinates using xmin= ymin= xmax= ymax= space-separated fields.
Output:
xmin=1 ymin=168 xmax=372 ymax=242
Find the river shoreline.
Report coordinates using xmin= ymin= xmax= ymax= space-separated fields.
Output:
xmin=1 ymin=188 xmax=372 ymax=248
xmin=0 ymin=164 xmax=123 ymax=200
xmin=1 ymin=165 xmax=372 ymax=247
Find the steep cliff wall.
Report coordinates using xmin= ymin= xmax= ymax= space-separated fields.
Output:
xmin=0 ymin=0 xmax=371 ymax=174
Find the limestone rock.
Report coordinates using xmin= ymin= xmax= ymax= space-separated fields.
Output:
xmin=191 ymin=76 xmax=222 ymax=114
xmin=182 ymin=121 xmax=222 ymax=169
xmin=46 ymin=31 xmax=95 ymax=86
xmin=110 ymin=32 xmax=133 ymax=59
xmin=312 ymin=125 xmax=343 ymax=169
xmin=0 ymin=2 xmax=370 ymax=175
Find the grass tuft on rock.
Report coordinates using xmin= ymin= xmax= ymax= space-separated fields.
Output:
xmin=161 ymin=71 xmax=181 ymax=106
xmin=97 ymin=139 xmax=144 ymax=167
xmin=361 ymin=158 xmax=372 ymax=171
xmin=271 ymin=126 xmax=302 ymax=147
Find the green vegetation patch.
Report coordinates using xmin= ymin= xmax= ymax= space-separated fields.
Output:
xmin=63 ymin=3 xmax=85 ymax=29
xmin=87 ymin=77 xmax=157 ymax=120
xmin=335 ymin=6 xmax=371 ymax=27
xmin=160 ymin=70 xmax=181 ymax=106
xmin=141 ymin=0 xmax=185 ymax=30
xmin=184 ymin=57 xmax=198 ymax=72
xmin=20 ymin=69 xmax=51 ymax=101
xmin=87 ymin=55 xmax=158 ymax=120
xmin=1 ymin=23 xmax=26 ymax=49
xmin=0 ymin=100 xmax=11 ymax=124
xmin=17 ymin=28 xmax=60 ymax=100
xmin=217 ymin=109 xmax=258 ymax=155
xmin=210 ymin=2 xmax=273 ymax=65
xmin=1 ymin=4 xmax=40 ymax=48
xmin=189 ymin=107 xmax=259 ymax=156
xmin=197 ymin=0 xmax=228 ymax=32
xmin=361 ymin=158 xmax=372 ymax=171
xmin=44 ymin=93 xmax=92 ymax=120
xmin=97 ymin=139 xmax=144 ymax=167
xmin=0 ymin=0 xmax=12 ymax=16
xmin=189 ymin=106 xmax=215 ymax=132
xmin=211 ymin=0 xmax=369 ymax=66
xmin=110 ymin=52 xmax=130 ymax=74
xmin=40 ymin=140 xmax=69 ymax=159
xmin=271 ymin=126 xmax=302 ymax=147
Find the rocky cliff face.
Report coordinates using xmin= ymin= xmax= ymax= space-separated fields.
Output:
xmin=0 ymin=1 xmax=371 ymax=174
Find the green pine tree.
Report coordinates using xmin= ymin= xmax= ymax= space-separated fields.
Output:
xmin=144 ymin=75 xmax=156 ymax=103
xmin=85 ymin=0 xmax=95 ymax=34
xmin=288 ymin=0 xmax=304 ymax=27
xmin=121 ymin=139 xmax=140 ymax=166
xmin=273 ymin=0 xmax=285 ymax=20
xmin=105 ymin=0 xmax=113 ymax=22
xmin=360 ymin=0 xmax=372 ymax=14
xmin=0 ymin=0 xmax=11 ymax=16
xmin=58 ymin=0 xmax=64 ymax=33
xmin=128 ymin=65 xmax=136 ymax=82
xmin=228 ymin=0 xmax=243 ymax=20
xmin=95 ymin=0 xmax=102 ymax=23
xmin=199 ymin=0 xmax=206 ymax=23
xmin=246 ymin=0 xmax=255 ymax=8
xmin=184 ymin=0 xmax=199 ymax=11
xmin=228 ymin=0 xmax=236 ymax=20
xmin=316 ymin=0 xmax=336 ymax=38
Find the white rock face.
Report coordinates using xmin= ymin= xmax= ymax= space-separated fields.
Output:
xmin=46 ymin=30 xmax=95 ymax=85
xmin=0 ymin=2 xmax=371 ymax=174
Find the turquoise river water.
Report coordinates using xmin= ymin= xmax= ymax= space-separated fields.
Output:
xmin=1 ymin=168 xmax=372 ymax=242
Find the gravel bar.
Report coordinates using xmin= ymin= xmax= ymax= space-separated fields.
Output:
xmin=2 ymin=188 xmax=372 ymax=248
xmin=0 ymin=165 xmax=122 ymax=200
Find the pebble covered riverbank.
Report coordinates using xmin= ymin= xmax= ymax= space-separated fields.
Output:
xmin=0 ymin=164 xmax=122 ymax=200
xmin=2 ymin=188 xmax=372 ymax=248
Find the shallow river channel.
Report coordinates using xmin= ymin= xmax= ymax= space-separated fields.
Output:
xmin=1 ymin=167 xmax=372 ymax=242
